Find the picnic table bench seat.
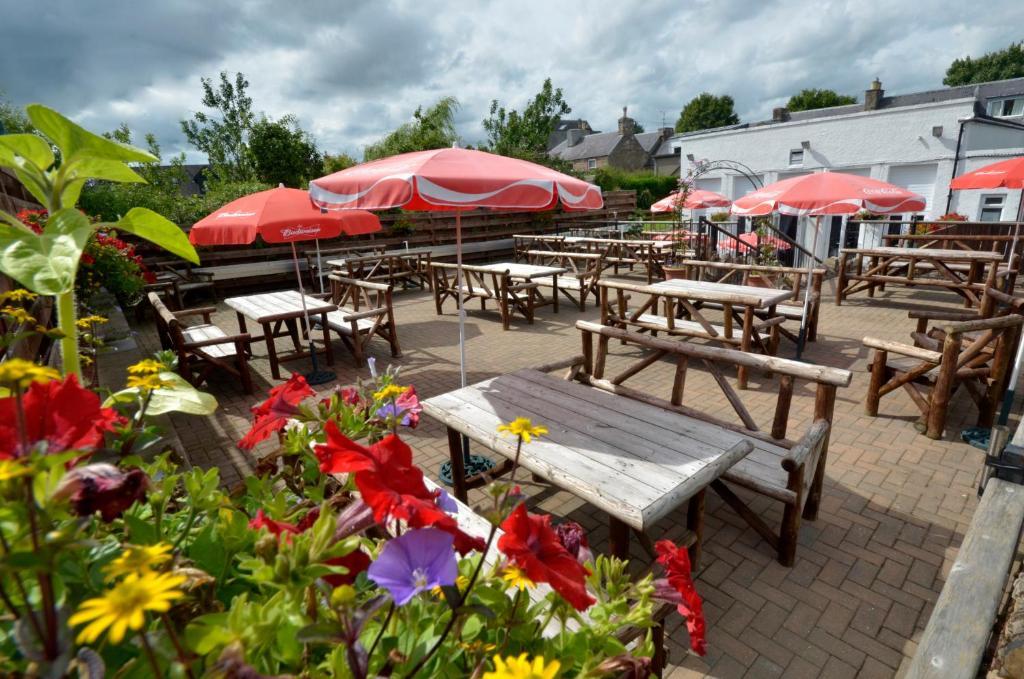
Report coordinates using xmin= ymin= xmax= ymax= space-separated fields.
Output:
xmin=524 ymin=250 xmax=604 ymax=310
xmin=430 ymin=262 xmax=539 ymax=330
xmin=319 ymin=275 xmax=401 ymax=366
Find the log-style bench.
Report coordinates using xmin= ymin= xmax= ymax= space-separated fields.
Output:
xmin=513 ymin=233 xmax=565 ymax=260
xmin=524 ymin=250 xmax=604 ymax=310
xmin=430 ymin=262 xmax=538 ymax=330
xmin=319 ymin=275 xmax=401 ymax=366
xmin=304 ymin=245 xmax=385 ymax=290
xmin=574 ymin=320 xmax=852 ymax=566
xmin=341 ymin=252 xmax=433 ymax=291
xmin=678 ymin=259 xmax=826 ymax=343
xmin=148 ymin=292 xmax=254 ymax=394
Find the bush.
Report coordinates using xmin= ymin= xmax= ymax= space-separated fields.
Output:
xmin=591 ymin=168 xmax=678 ymax=209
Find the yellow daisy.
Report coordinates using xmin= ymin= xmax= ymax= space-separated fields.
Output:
xmin=0 ymin=459 xmax=29 ymax=481
xmin=104 ymin=543 xmax=174 ymax=580
xmin=0 ymin=289 xmax=37 ymax=303
xmin=126 ymin=374 xmax=172 ymax=391
xmin=497 ymin=417 xmax=548 ymax=444
xmin=1 ymin=306 xmax=35 ymax=325
xmin=0 ymin=359 xmax=60 ymax=390
xmin=483 ymin=654 xmax=560 ymax=679
xmin=69 ymin=571 xmax=185 ymax=644
xmin=127 ymin=359 xmax=164 ymax=375
xmin=76 ymin=315 xmax=109 ymax=328
xmin=373 ymin=384 xmax=408 ymax=401
xmin=501 ymin=565 xmax=536 ymax=591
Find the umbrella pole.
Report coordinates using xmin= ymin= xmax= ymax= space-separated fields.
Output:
xmin=795 ymin=215 xmax=821 ymax=360
xmin=315 ymin=238 xmax=325 ymax=294
xmin=291 ymin=242 xmax=335 ymax=385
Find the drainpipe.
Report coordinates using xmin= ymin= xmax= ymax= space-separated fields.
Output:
xmin=944 ymin=117 xmax=969 ymax=214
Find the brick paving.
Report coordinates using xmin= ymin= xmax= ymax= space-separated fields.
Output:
xmin=112 ymin=272 xmax=1022 ymax=679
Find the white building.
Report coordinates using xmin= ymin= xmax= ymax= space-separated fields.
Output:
xmin=672 ymin=77 xmax=1024 ymax=261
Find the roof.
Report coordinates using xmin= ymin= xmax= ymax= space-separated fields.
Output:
xmin=676 ymin=76 xmax=1024 ymax=139
xmin=549 ymin=131 xmax=623 ymax=161
xmin=635 ymin=130 xmax=668 ymax=154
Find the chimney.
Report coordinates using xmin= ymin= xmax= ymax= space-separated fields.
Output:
xmin=566 ymin=129 xmax=584 ymax=147
xmin=772 ymin=107 xmax=790 ymax=122
xmin=864 ymin=78 xmax=884 ymax=111
xmin=617 ymin=106 xmax=635 ymax=135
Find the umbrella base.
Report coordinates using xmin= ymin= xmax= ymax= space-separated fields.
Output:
xmin=304 ymin=369 xmax=336 ymax=386
xmin=962 ymin=426 xmax=991 ymax=451
xmin=439 ymin=455 xmax=497 ymax=487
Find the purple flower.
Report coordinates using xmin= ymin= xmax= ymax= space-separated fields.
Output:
xmin=375 ymin=398 xmax=419 ymax=427
xmin=434 ymin=488 xmax=458 ymax=514
xmin=367 ymin=528 xmax=457 ymax=605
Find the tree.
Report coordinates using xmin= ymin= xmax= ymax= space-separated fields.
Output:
xmin=786 ymin=88 xmax=856 ymax=112
xmin=482 ymin=78 xmax=570 ymax=163
xmin=249 ymin=115 xmax=323 ymax=187
xmin=945 ymin=42 xmax=1024 ymax=86
xmin=675 ymin=93 xmax=739 ymax=134
xmin=180 ymin=71 xmax=256 ymax=182
xmin=632 ymin=121 xmax=646 ymax=134
xmin=322 ymin=152 xmax=358 ymax=174
xmin=363 ymin=97 xmax=460 ymax=161
xmin=0 ymin=91 xmax=32 ymax=134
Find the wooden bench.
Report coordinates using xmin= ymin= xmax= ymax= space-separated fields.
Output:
xmin=864 ymin=313 xmax=1023 ymax=439
xmin=145 ymin=259 xmax=216 ymax=307
xmin=341 ymin=252 xmax=433 ymax=291
xmin=430 ymin=262 xmax=538 ymax=330
xmin=148 ymin=292 xmax=254 ymax=394
xmin=575 ymin=320 xmax=852 ymax=566
xmin=513 ymin=233 xmax=565 ymax=260
xmin=304 ymin=245 xmax=385 ymax=290
xmin=678 ymin=259 xmax=826 ymax=343
xmin=523 ymin=250 xmax=604 ymax=310
xmin=320 ymin=275 xmax=401 ymax=366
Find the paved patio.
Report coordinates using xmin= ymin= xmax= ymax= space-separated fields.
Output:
xmin=108 ymin=272 xmax=1019 ymax=679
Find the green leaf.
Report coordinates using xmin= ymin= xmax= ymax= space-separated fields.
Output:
xmin=104 ymin=372 xmax=218 ymax=415
xmin=0 ymin=208 xmax=91 ymax=294
xmin=123 ymin=512 xmax=158 ymax=545
xmin=12 ymin=166 xmax=52 ymax=208
xmin=185 ymin=613 xmax=233 ymax=654
xmin=65 ymin=157 xmax=146 ymax=184
xmin=0 ymin=133 xmax=55 ymax=171
xmin=295 ymin=622 xmax=343 ymax=644
xmin=114 ymin=208 xmax=198 ymax=264
xmin=188 ymin=524 xmax=228 ymax=577
xmin=26 ymin=104 xmax=156 ymax=164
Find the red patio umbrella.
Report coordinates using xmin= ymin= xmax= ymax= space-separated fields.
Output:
xmin=309 ymin=147 xmax=603 ymax=483
xmin=650 ymin=189 xmax=731 ymax=213
xmin=190 ymin=186 xmax=382 ymax=383
xmin=732 ymin=231 xmax=793 ymax=253
xmin=731 ymin=172 xmax=926 ymax=357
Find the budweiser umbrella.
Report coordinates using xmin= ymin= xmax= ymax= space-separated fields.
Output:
xmin=950 ymin=157 xmax=1024 ymax=429
xmin=650 ymin=188 xmax=731 ymax=213
xmin=190 ymin=186 xmax=382 ymax=383
xmin=309 ymin=147 xmax=603 ymax=482
xmin=732 ymin=172 xmax=926 ymax=357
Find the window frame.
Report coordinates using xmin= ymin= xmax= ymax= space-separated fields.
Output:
xmin=979 ymin=193 xmax=1006 ymax=222
xmin=587 ymin=158 xmax=597 ymax=170
xmin=788 ymin=149 xmax=804 ymax=167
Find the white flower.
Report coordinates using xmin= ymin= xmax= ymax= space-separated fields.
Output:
xmin=367 ymin=357 xmax=377 ymax=378
xmin=283 ymin=419 xmax=305 ymax=433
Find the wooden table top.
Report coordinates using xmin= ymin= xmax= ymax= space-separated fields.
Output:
xmin=422 ymin=368 xmax=752 ymax=530
xmin=651 ymin=279 xmax=795 ymax=308
xmin=225 ymin=290 xmax=336 ymax=323
xmin=478 ymin=262 xmax=568 ymax=279
xmin=326 ymin=251 xmax=424 ymax=268
xmin=839 ymin=246 xmax=1003 ymax=262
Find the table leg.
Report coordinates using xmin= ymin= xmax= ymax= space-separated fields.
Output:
xmin=285 ymin=319 xmax=302 ymax=351
xmin=263 ymin=321 xmax=281 ymax=380
xmin=686 ymin=489 xmax=706 ymax=569
xmin=723 ymin=303 xmax=733 ymax=339
xmin=320 ymin=311 xmax=334 ymax=366
xmin=835 ymin=253 xmax=847 ymax=306
xmin=738 ymin=307 xmax=754 ymax=389
xmin=447 ymin=426 xmax=468 ymax=503
xmin=608 ymin=516 xmax=630 ymax=560
xmin=981 ymin=261 xmax=999 ymax=317
xmin=551 ymin=274 xmax=559 ymax=313
xmin=868 ymin=256 xmax=877 ymax=297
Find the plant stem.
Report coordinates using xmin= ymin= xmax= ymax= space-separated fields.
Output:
xmin=367 ymin=602 xmax=394 ymax=659
xmin=162 ymin=614 xmax=195 ymax=679
xmin=170 ymin=505 xmax=199 ymax=552
xmin=138 ymin=630 xmax=163 ymax=676
xmin=56 ymin=290 xmax=81 ymax=380
xmin=0 ymin=529 xmax=45 ymax=645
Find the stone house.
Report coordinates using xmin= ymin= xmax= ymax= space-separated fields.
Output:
xmin=548 ymin=108 xmax=674 ymax=173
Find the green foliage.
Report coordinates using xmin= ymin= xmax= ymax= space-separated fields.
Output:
xmin=0 ymin=91 xmax=32 ymax=135
xmin=180 ymin=71 xmax=257 ymax=182
xmin=482 ymin=78 xmax=570 ymax=165
xmin=249 ymin=115 xmax=323 ymax=188
xmin=786 ymin=88 xmax=856 ymax=112
xmin=591 ymin=167 xmax=677 ymax=209
xmin=322 ymin=152 xmax=358 ymax=174
xmin=944 ymin=42 xmax=1024 ymax=86
xmin=363 ymin=97 xmax=460 ymax=161
xmin=675 ymin=92 xmax=740 ymax=133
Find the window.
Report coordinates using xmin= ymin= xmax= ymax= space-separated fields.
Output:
xmin=980 ymin=194 xmax=1006 ymax=222
xmin=788 ymin=149 xmax=804 ymax=166
xmin=986 ymin=97 xmax=1024 ymax=118
xmin=587 ymin=158 xmax=597 ymax=170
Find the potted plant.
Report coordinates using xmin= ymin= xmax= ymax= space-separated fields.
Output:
xmin=662 ymin=174 xmax=696 ymax=280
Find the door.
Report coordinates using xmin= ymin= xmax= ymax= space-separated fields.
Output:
xmin=888 ymin=164 xmax=937 ymax=217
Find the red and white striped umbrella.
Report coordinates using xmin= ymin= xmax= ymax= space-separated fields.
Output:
xmin=732 ymin=172 xmax=925 ymax=216
xmin=950 ymin=157 xmax=1024 ymax=190
xmin=650 ymin=189 xmax=731 ymax=213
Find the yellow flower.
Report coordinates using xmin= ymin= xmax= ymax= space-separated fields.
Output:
xmin=497 ymin=417 xmax=548 ymax=444
xmin=0 ymin=359 xmax=60 ymax=390
xmin=126 ymin=374 xmax=172 ymax=391
xmin=69 ymin=571 xmax=186 ymax=644
xmin=104 ymin=543 xmax=173 ymax=580
xmin=127 ymin=359 xmax=164 ymax=375
xmin=1 ymin=306 xmax=35 ymax=324
xmin=0 ymin=459 xmax=29 ymax=481
xmin=431 ymin=574 xmax=470 ymax=597
xmin=373 ymin=384 xmax=408 ymax=401
xmin=483 ymin=654 xmax=560 ymax=679
xmin=501 ymin=565 xmax=536 ymax=591
xmin=76 ymin=315 xmax=109 ymax=329
xmin=0 ymin=289 xmax=37 ymax=303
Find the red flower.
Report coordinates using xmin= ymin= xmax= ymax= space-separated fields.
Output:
xmin=53 ymin=463 xmax=149 ymax=522
xmin=340 ymin=387 xmax=361 ymax=406
xmin=238 ymin=374 xmax=314 ymax=450
xmin=81 ymin=253 xmax=95 ymax=266
xmin=315 ymin=423 xmax=485 ymax=554
xmin=553 ymin=521 xmax=593 ymax=564
xmin=249 ymin=509 xmax=301 ymax=536
xmin=394 ymin=386 xmax=422 ymax=428
xmin=323 ymin=550 xmax=372 ymax=587
xmin=498 ymin=504 xmax=595 ymax=611
xmin=654 ymin=540 xmax=706 ymax=656
xmin=0 ymin=375 xmax=122 ymax=460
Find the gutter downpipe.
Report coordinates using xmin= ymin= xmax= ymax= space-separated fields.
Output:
xmin=944 ymin=117 xmax=968 ymax=214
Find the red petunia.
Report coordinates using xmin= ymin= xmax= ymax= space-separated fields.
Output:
xmin=0 ymin=375 xmax=122 ymax=460
xmin=498 ymin=504 xmax=595 ymax=611
xmin=53 ymin=463 xmax=149 ymax=522
xmin=323 ymin=550 xmax=372 ymax=587
xmin=238 ymin=373 xmax=314 ymax=450
xmin=654 ymin=540 xmax=706 ymax=656
xmin=315 ymin=422 xmax=485 ymax=555
xmin=249 ymin=509 xmax=301 ymax=536
xmin=249 ymin=507 xmax=371 ymax=586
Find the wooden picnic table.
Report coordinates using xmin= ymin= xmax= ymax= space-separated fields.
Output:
xmin=422 ymin=366 xmax=752 ymax=562
xmin=563 ymin=237 xmax=673 ymax=282
xmin=224 ymin=290 xmax=336 ymax=380
xmin=477 ymin=262 xmax=568 ymax=313
xmin=836 ymin=246 xmax=1004 ymax=315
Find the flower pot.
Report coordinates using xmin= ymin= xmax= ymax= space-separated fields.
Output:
xmin=746 ymin=274 xmax=772 ymax=288
xmin=663 ymin=265 xmax=688 ymax=281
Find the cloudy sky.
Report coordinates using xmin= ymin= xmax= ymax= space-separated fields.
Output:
xmin=2 ymin=0 xmax=1022 ymax=163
